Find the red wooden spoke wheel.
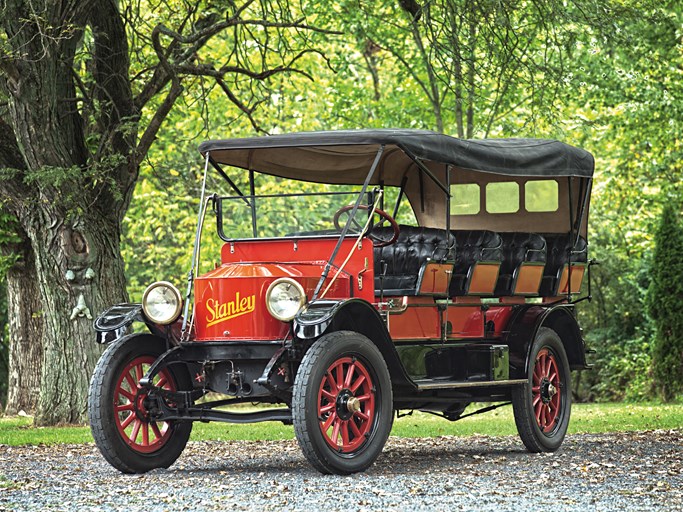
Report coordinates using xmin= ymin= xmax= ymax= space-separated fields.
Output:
xmin=512 ymin=327 xmax=571 ymax=453
xmin=113 ymin=356 xmax=175 ymax=454
xmin=317 ymin=356 xmax=376 ymax=453
xmin=293 ymin=331 xmax=393 ymax=475
xmin=531 ymin=348 xmax=562 ymax=433
xmin=89 ymin=334 xmax=193 ymax=473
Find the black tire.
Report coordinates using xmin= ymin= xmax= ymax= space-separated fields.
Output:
xmin=292 ymin=331 xmax=393 ymax=475
xmin=512 ymin=327 xmax=571 ymax=452
xmin=88 ymin=334 xmax=193 ymax=473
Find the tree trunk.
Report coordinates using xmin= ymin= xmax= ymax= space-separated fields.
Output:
xmin=4 ymin=236 xmax=43 ymax=415
xmin=23 ymin=208 xmax=127 ymax=425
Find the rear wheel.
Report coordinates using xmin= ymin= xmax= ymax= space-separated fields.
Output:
xmin=292 ymin=331 xmax=393 ymax=475
xmin=512 ymin=327 xmax=571 ymax=452
xmin=88 ymin=334 xmax=193 ymax=473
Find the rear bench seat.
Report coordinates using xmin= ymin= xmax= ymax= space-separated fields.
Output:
xmin=448 ymin=230 xmax=503 ymax=296
xmin=494 ymin=232 xmax=547 ymax=296
xmin=538 ymin=234 xmax=588 ymax=296
xmin=373 ymin=226 xmax=454 ymax=296
xmin=372 ymin=226 xmax=587 ymax=298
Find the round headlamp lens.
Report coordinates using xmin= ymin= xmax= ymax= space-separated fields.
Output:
xmin=142 ymin=281 xmax=182 ymax=325
xmin=266 ymin=278 xmax=306 ymax=321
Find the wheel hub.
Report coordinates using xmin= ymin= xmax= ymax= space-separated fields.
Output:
xmin=540 ymin=378 xmax=557 ymax=404
xmin=336 ymin=389 xmax=356 ymax=421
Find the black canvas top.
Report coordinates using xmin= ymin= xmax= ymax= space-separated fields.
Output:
xmin=198 ymin=129 xmax=594 ymax=182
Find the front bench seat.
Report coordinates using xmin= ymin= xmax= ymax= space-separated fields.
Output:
xmin=494 ymin=232 xmax=547 ymax=296
xmin=539 ymin=234 xmax=588 ymax=296
xmin=373 ymin=226 xmax=454 ymax=296
xmin=449 ymin=230 xmax=503 ymax=296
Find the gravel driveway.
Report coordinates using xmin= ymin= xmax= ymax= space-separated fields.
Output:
xmin=1 ymin=430 xmax=681 ymax=511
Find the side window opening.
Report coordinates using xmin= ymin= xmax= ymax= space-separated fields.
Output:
xmin=450 ymin=183 xmax=480 ymax=215
xmin=486 ymin=182 xmax=519 ymax=214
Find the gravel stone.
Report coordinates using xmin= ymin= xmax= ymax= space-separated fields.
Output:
xmin=1 ymin=430 xmax=681 ymax=511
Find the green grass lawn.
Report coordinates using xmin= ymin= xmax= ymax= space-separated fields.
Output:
xmin=1 ymin=402 xmax=681 ymax=446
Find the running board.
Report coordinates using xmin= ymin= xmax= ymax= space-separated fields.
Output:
xmin=415 ymin=378 xmax=527 ymax=390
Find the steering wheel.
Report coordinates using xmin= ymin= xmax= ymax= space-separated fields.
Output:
xmin=333 ymin=204 xmax=400 ymax=247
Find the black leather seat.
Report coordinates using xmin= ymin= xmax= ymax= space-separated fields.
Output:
xmin=538 ymin=234 xmax=588 ymax=296
xmin=373 ymin=225 xmax=454 ymax=296
xmin=494 ymin=232 xmax=547 ymax=296
xmin=449 ymin=230 xmax=503 ymax=296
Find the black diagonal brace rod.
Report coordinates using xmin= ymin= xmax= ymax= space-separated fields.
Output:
xmin=311 ymin=145 xmax=386 ymax=300
xmin=400 ymin=146 xmax=450 ymax=196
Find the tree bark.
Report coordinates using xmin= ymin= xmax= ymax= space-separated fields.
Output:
xmin=26 ymin=209 xmax=126 ymax=425
xmin=1 ymin=0 xmax=131 ymax=424
xmin=4 ymin=235 xmax=43 ymax=415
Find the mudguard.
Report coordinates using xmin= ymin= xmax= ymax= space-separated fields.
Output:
xmin=504 ymin=303 xmax=588 ymax=379
xmin=93 ymin=303 xmax=167 ymax=343
xmin=294 ymin=299 xmax=416 ymax=393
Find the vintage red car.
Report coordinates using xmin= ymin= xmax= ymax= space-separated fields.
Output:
xmin=89 ymin=130 xmax=594 ymax=475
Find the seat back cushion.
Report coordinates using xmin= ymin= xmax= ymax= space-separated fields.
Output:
xmin=449 ymin=230 xmax=503 ymax=296
xmin=494 ymin=232 xmax=547 ymax=296
xmin=374 ymin=225 xmax=454 ymax=295
xmin=539 ymin=234 xmax=588 ymax=296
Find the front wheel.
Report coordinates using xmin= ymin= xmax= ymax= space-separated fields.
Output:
xmin=88 ymin=334 xmax=193 ymax=473
xmin=292 ymin=331 xmax=393 ymax=475
xmin=512 ymin=327 xmax=571 ymax=452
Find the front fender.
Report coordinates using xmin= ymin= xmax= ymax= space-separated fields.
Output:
xmin=294 ymin=299 xmax=416 ymax=393
xmin=93 ymin=303 xmax=170 ymax=343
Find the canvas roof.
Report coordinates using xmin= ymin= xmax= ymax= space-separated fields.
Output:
xmin=198 ymin=129 xmax=595 ymax=184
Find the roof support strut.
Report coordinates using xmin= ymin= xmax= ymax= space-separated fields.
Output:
xmin=311 ymin=145 xmax=386 ymax=301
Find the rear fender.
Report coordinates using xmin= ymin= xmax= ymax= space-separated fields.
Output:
xmin=504 ymin=304 xmax=587 ymax=378
xmin=294 ymin=299 xmax=416 ymax=393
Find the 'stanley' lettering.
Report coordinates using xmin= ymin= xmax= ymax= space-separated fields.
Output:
xmin=205 ymin=292 xmax=256 ymax=327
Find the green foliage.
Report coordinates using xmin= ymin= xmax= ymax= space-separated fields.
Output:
xmin=646 ymin=202 xmax=683 ymax=400
xmin=112 ymin=0 xmax=683 ymax=405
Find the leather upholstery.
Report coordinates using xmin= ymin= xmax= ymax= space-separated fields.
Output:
xmin=494 ymin=232 xmax=547 ymax=296
xmin=538 ymin=234 xmax=588 ymax=296
xmin=448 ymin=230 xmax=503 ymax=296
xmin=374 ymin=225 xmax=454 ymax=296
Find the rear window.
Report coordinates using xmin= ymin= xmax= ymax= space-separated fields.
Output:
xmin=525 ymin=180 xmax=559 ymax=212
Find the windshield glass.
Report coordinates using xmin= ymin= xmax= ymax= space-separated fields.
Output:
xmin=215 ymin=185 xmax=370 ymax=240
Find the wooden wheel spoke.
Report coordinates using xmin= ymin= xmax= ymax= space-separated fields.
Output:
xmin=129 ymin=420 xmax=142 ymax=442
xmin=118 ymin=388 xmax=135 ymax=402
xmin=322 ymin=412 xmax=337 ymax=432
xmin=341 ymin=422 xmax=350 ymax=446
xmin=320 ymin=403 xmax=335 ymax=414
xmin=325 ymin=371 xmax=339 ymax=392
xmin=344 ymin=363 xmax=356 ymax=388
xmin=116 ymin=403 xmax=134 ymax=413
xmin=335 ymin=364 xmax=344 ymax=391
xmin=354 ymin=410 xmax=370 ymax=422
xmin=350 ymin=375 xmax=366 ymax=393
xmin=349 ymin=418 xmax=362 ymax=438
xmin=141 ymin=423 xmax=149 ymax=446
xmin=120 ymin=412 xmax=135 ymax=429
xmin=331 ymin=418 xmax=342 ymax=445
xmin=150 ymin=422 xmax=163 ymax=441
xmin=124 ymin=372 xmax=137 ymax=391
